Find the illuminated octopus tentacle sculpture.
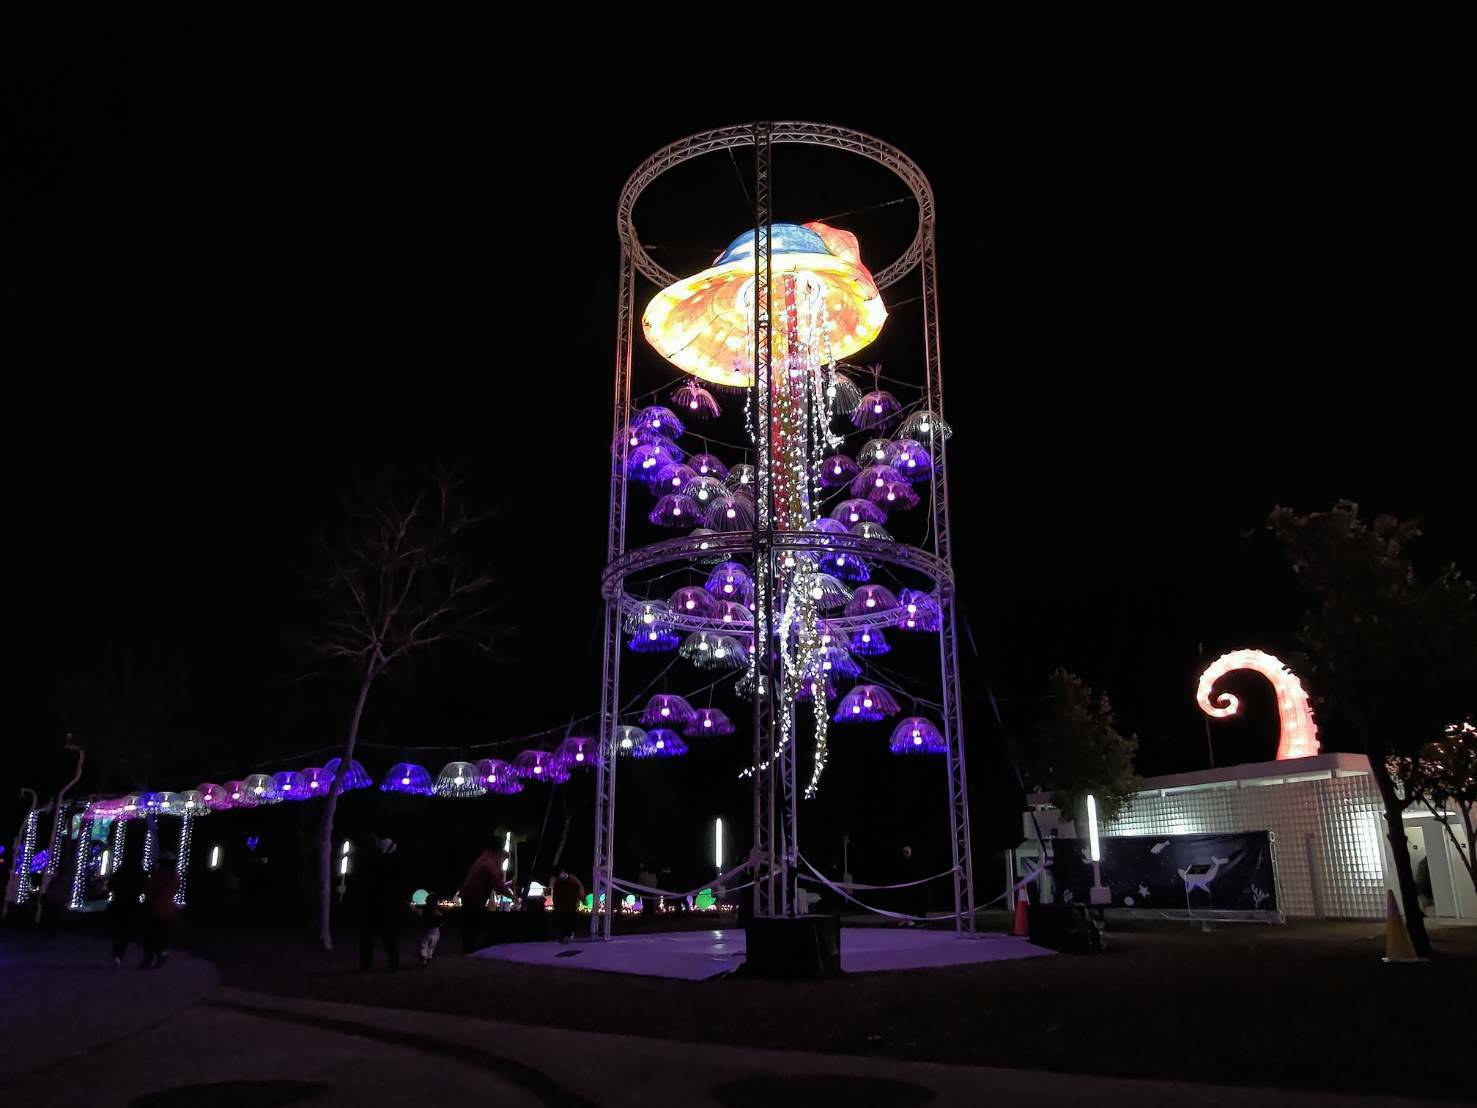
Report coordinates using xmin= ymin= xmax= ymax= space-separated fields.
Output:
xmin=1196 ymin=649 xmax=1320 ymax=761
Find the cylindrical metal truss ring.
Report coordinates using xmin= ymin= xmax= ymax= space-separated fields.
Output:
xmin=617 ymin=122 xmax=935 ymax=292
xmin=601 ymin=530 xmax=954 ymax=601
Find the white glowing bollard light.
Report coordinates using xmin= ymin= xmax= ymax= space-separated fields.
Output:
xmin=1087 ymin=794 xmax=1111 ymax=906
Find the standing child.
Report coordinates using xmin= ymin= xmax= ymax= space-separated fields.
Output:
xmin=417 ymin=891 xmax=447 ymax=966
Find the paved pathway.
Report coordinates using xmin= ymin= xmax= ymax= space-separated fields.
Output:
xmin=4 ymin=935 xmax=1465 ymax=1107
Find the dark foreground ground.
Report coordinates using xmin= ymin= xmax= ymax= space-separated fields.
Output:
xmin=146 ymin=912 xmax=1477 ymax=1103
xmin=17 ymin=910 xmax=1474 ymax=1103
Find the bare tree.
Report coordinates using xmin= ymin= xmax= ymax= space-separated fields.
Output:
xmin=308 ymin=467 xmax=500 ymax=950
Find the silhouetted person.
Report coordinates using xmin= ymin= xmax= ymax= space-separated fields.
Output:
xmin=457 ymin=838 xmax=511 ymax=954
xmin=357 ymin=833 xmax=402 ymax=971
xmin=107 ymin=861 xmax=145 ymax=967
xmin=141 ymin=856 xmax=180 ymax=968
xmin=551 ymin=869 xmax=585 ymax=943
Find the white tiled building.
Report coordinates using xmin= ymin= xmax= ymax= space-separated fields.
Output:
xmin=1020 ymin=753 xmax=1476 ymax=921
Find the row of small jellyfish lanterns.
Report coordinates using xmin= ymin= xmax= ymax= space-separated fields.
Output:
xmin=610 ymin=693 xmax=947 ymax=758
xmin=630 ymin=576 xmax=942 ymax=659
xmin=84 ymin=701 xmax=950 ymax=822
xmin=620 ymin=399 xmax=950 ymax=533
xmin=83 ymin=742 xmax=605 ymax=820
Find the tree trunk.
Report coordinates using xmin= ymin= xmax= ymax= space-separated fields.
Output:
xmin=1367 ymin=752 xmax=1434 ymax=958
xmin=316 ymin=665 xmax=376 ymax=951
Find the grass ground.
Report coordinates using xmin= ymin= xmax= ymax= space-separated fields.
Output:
xmin=150 ymin=911 xmax=1477 ymax=1102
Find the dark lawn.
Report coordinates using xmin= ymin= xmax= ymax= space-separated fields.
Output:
xmin=162 ymin=912 xmax=1477 ymax=1102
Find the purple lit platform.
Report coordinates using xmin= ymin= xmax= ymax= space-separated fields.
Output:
xmin=472 ymin=927 xmax=1054 ymax=981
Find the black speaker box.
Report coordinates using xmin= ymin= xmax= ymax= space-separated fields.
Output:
xmin=744 ymin=915 xmax=842 ymax=979
xmin=1028 ymin=903 xmax=1105 ymax=953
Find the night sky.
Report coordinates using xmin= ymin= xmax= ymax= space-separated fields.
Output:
xmin=5 ymin=10 xmax=1473 ymax=879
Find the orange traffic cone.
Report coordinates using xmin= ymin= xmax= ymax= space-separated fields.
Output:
xmin=1382 ymin=889 xmax=1425 ymax=963
xmin=1012 ymin=888 xmax=1031 ymax=937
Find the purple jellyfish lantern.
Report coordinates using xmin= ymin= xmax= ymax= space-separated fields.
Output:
xmin=889 ymin=717 xmax=947 ymax=754
xmin=435 ymin=761 xmax=487 ymax=798
xmin=223 ymin=781 xmax=257 ymax=808
xmin=876 ymin=480 xmax=920 ymax=510
xmin=198 ymin=783 xmax=233 ymax=811
xmin=717 ymin=600 xmax=753 ymax=628
xmin=380 ymin=763 xmax=433 ymax=796
xmin=833 ymin=499 xmax=887 ymax=527
xmin=886 ymin=439 xmax=933 ymax=482
xmin=809 ymin=517 xmax=849 ymax=536
xmin=805 ymin=572 xmax=853 ymax=610
xmin=851 ymin=389 xmax=901 ymax=429
xmin=795 ymin=676 xmax=838 ymax=703
xmin=177 ymin=790 xmax=208 ymax=816
xmin=627 ymin=439 xmax=683 ymax=481
xmin=272 ymin=771 xmax=310 ymax=801
xmin=477 ymin=758 xmax=523 ymax=795
xmin=680 ymin=631 xmax=748 ymax=670
xmin=555 ymin=736 xmax=599 ymax=770
xmin=650 ymin=493 xmax=701 ymax=527
xmin=242 ymin=775 xmax=281 ymax=805
xmin=823 ymin=551 xmax=871 ymax=582
xmin=706 ymin=492 xmax=755 ymax=531
xmin=828 ymin=371 xmax=863 ymax=414
xmin=817 ymin=645 xmax=863 ymax=679
xmin=670 ymin=586 xmax=720 ymax=618
xmin=819 ymin=454 xmax=859 ymax=489
xmin=683 ymin=475 xmax=727 ymax=508
xmin=725 ymin=464 xmax=755 ymax=490
xmin=654 ymin=462 xmax=697 ymax=493
xmin=137 ymin=791 xmax=163 ymax=814
xmin=897 ymin=409 xmax=952 ymax=443
xmin=301 ymin=767 xmax=334 ymax=796
xmin=85 ymin=797 xmax=128 ymax=821
xmin=635 ymin=729 xmax=687 ymax=759
xmin=684 ymin=708 xmax=735 ymax=737
xmin=850 ymin=520 xmax=893 ymax=541
xmin=323 ymin=757 xmax=373 ymax=792
xmin=705 ymin=561 xmax=754 ymax=603
xmin=629 ymin=624 xmax=681 ymax=652
xmin=688 ymin=527 xmax=726 ymax=564
xmin=636 ymin=405 xmax=685 ymax=439
xmin=851 ymin=464 xmax=906 ymax=501
xmin=642 ymin=694 xmax=695 ymax=727
xmin=614 ymin=725 xmax=648 ymax=757
xmin=851 ymin=627 xmax=891 ymax=656
xmin=846 ymin=585 xmax=899 ymax=617
xmin=858 ymin=437 xmax=894 ymax=465
xmin=515 ymin=750 xmax=570 ymax=783
xmin=835 ymin=684 xmax=902 ymax=722
xmin=627 ymin=599 xmax=674 ymax=629
xmin=688 ymin=453 xmax=729 ymax=480
xmin=895 ymin=589 xmax=942 ymax=632
xmin=671 ymin=381 xmax=720 ymax=418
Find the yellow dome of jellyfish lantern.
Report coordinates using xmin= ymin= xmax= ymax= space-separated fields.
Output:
xmin=642 ymin=221 xmax=887 ymax=385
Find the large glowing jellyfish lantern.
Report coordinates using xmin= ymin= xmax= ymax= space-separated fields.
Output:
xmin=1196 ymin=649 xmax=1320 ymax=761
xmin=643 ymin=222 xmax=886 ymax=387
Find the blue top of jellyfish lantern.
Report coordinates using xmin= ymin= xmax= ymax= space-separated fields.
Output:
xmin=715 ymin=224 xmax=830 ymax=265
